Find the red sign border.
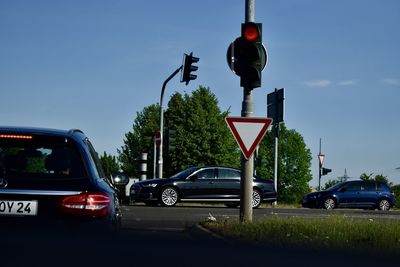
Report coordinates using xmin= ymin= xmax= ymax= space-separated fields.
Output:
xmin=225 ymin=117 xmax=273 ymax=159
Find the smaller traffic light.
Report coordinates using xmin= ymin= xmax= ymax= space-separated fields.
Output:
xmin=181 ymin=52 xmax=199 ymax=85
xmin=168 ymin=129 xmax=176 ymax=152
xmin=322 ymin=168 xmax=332 ymax=176
xmin=267 ymin=88 xmax=285 ymax=124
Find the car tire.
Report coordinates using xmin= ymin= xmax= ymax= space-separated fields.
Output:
xmin=378 ymin=199 xmax=391 ymax=211
xmin=252 ymin=189 xmax=262 ymax=208
xmin=323 ymin=197 xmax=336 ymax=210
xmin=160 ymin=187 xmax=179 ymax=207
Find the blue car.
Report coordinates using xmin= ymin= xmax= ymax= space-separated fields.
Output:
xmin=302 ymin=180 xmax=396 ymax=210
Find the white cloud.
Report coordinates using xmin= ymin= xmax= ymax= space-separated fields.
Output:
xmin=304 ymin=80 xmax=332 ymax=88
xmin=383 ymin=78 xmax=400 ymax=86
xmin=338 ymin=80 xmax=358 ymax=86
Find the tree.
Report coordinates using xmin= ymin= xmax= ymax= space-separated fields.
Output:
xmin=360 ymin=173 xmax=392 ymax=186
xmin=164 ymin=86 xmax=239 ymax=176
xmin=255 ymin=124 xmax=313 ymax=203
xmin=391 ymin=184 xmax=400 ymax=199
xmin=118 ymin=104 xmax=159 ymax=177
xmin=100 ymin=152 xmax=120 ymax=178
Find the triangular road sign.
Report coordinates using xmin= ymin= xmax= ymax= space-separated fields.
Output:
xmin=225 ymin=117 xmax=273 ymax=160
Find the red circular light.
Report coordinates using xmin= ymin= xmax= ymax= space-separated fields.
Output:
xmin=243 ymin=25 xmax=259 ymax=42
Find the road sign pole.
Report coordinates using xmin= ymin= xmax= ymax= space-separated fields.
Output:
xmin=240 ymin=0 xmax=255 ymax=223
xmin=158 ymin=66 xmax=182 ymax=179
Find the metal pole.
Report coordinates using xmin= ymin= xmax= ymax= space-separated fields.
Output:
xmin=153 ymin=138 xmax=156 ymax=179
xmin=158 ymin=66 xmax=182 ymax=178
xmin=318 ymin=138 xmax=322 ymax=191
xmin=273 ymin=124 xmax=279 ymax=205
xmin=239 ymin=0 xmax=255 ymax=223
xmin=245 ymin=0 xmax=255 ymax=22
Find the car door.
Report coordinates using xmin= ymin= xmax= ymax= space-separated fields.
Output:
xmin=179 ymin=168 xmax=216 ymax=199
xmin=214 ymin=168 xmax=241 ymax=199
xmin=359 ymin=182 xmax=379 ymax=207
xmin=337 ymin=181 xmax=362 ymax=207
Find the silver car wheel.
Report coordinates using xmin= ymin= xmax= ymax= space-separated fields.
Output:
xmin=161 ymin=187 xmax=178 ymax=206
xmin=323 ymin=198 xmax=336 ymax=210
xmin=252 ymin=190 xmax=262 ymax=208
xmin=378 ymin=199 xmax=390 ymax=211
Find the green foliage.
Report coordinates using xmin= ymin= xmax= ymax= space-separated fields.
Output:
xmin=255 ymin=124 xmax=313 ymax=204
xmin=164 ymin=86 xmax=239 ymax=176
xmin=391 ymin=184 xmax=400 ymax=199
xmin=360 ymin=173 xmax=392 ymax=186
xmin=118 ymin=104 xmax=159 ymax=177
xmin=100 ymin=152 xmax=120 ymax=177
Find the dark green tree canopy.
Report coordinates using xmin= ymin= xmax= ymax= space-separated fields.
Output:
xmin=164 ymin=86 xmax=239 ymax=176
xmin=118 ymin=104 xmax=159 ymax=177
xmin=100 ymin=152 xmax=120 ymax=178
xmin=255 ymin=124 xmax=313 ymax=203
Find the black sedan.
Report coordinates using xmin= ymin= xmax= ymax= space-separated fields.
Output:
xmin=130 ymin=166 xmax=277 ymax=208
xmin=0 ymin=126 xmax=122 ymax=233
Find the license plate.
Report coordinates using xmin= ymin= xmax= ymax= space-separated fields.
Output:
xmin=0 ymin=200 xmax=38 ymax=216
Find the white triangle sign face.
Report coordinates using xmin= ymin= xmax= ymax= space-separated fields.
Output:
xmin=225 ymin=117 xmax=273 ymax=159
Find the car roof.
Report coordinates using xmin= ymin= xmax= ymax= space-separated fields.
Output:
xmin=0 ymin=126 xmax=86 ymax=140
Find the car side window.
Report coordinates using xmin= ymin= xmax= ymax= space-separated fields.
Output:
xmin=377 ymin=183 xmax=389 ymax=192
xmin=343 ymin=182 xmax=361 ymax=191
xmin=195 ymin=169 xmax=215 ymax=179
xmin=218 ymin=169 xmax=241 ymax=180
xmin=361 ymin=182 xmax=376 ymax=191
xmin=86 ymin=139 xmax=106 ymax=179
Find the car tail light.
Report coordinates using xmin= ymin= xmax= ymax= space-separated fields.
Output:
xmin=61 ymin=192 xmax=111 ymax=217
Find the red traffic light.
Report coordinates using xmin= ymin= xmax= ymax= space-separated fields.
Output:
xmin=242 ymin=23 xmax=260 ymax=42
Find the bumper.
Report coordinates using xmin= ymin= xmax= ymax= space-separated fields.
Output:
xmin=130 ymin=185 xmax=158 ymax=202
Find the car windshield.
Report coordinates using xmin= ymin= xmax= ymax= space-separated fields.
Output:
xmin=0 ymin=134 xmax=85 ymax=179
xmin=325 ymin=181 xmax=346 ymax=191
xmin=170 ymin=167 xmax=200 ymax=179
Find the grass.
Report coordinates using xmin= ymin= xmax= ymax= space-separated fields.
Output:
xmin=202 ymin=215 xmax=400 ymax=254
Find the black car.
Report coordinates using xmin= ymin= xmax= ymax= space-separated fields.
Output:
xmin=0 ymin=127 xmax=122 ymax=233
xmin=130 ymin=166 xmax=277 ymax=208
xmin=302 ymin=180 xmax=396 ymax=210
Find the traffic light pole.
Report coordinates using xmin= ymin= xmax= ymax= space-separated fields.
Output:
xmin=158 ymin=66 xmax=182 ymax=179
xmin=240 ymin=0 xmax=255 ymax=223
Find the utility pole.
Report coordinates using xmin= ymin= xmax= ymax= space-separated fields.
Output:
xmin=157 ymin=53 xmax=199 ymax=178
xmin=318 ymin=138 xmax=325 ymax=191
xmin=158 ymin=66 xmax=182 ymax=179
xmin=239 ymin=0 xmax=255 ymax=223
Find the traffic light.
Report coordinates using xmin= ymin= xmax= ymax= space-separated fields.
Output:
xmin=181 ymin=52 xmax=199 ymax=85
xmin=237 ymin=22 xmax=266 ymax=88
xmin=267 ymin=88 xmax=285 ymax=124
xmin=168 ymin=129 xmax=176 ymax=152
xmin=322 ymin=168 xmax=332 ymax=176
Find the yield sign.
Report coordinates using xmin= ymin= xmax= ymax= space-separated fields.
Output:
xmin=225 ymin=117 xmax=273 ymax=160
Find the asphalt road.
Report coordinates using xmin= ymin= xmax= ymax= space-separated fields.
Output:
xmin=3 ymin=204 xmax=400 ymax=267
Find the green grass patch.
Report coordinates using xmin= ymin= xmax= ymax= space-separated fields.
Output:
xmin=202 ymin=216 xmax=400 ymax=253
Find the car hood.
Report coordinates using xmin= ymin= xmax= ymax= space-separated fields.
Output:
xmin=135 ymin=178 xmax=178 ymax=186
xmin=304 ymin=191 xmax=326 ymax=198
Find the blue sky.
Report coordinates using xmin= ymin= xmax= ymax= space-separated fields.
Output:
xmin=1 ymin=0 xmax=399 ymax=186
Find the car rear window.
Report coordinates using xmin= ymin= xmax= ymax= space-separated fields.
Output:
xmin=0 ymin=133 xmax=86 ymax=179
